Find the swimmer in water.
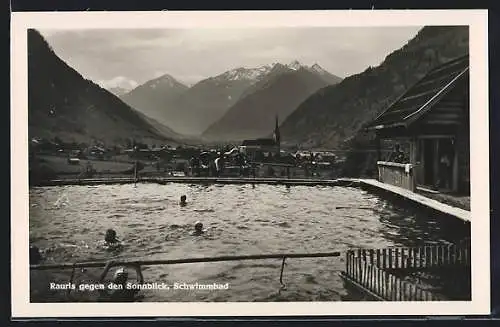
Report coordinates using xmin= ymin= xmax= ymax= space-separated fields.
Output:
xmin=105 ymin=229 xmax=120 ymax=245
xmin=180 ymin=195 xmax=187 ymax=207
xmin=103 ymin=229 xmax=123 ymax=251
xmin=29 ymin=245 xmax=42 ymax=265
xmin=98 ymin=260 xmax=144 ymax=302
xmin=192 ymin=221 xmax=204 ymax=236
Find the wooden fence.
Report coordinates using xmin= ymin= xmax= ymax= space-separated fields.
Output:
xmin=341 ymin=241 xmax=470 ymax=301
xmin=349 ymin=243 xmax=470 ymax=270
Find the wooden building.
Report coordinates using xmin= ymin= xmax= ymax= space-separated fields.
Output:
xmin=365 ymin=55 xmax=470 ymax=194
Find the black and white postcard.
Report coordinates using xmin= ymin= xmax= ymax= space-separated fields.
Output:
xmin=11 ymin=9 xmax=490 ymax=317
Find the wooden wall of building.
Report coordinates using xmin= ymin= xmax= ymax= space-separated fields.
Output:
xmin=456 ymin=80 xmax=470 ymax=194
xmin=410 ymin=77 xmax=469 ymax=194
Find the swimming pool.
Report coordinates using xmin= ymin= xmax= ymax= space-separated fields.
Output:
xmin=29 ymin=183 xmax=469 ymax=302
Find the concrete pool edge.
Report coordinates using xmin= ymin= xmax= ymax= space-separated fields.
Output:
xmin=355 ymin=179 xmax=471 ymax=223
xmin=35 ymin=177 xmax=358 ymax=187
xmin=34 ymin=177 xmax=471 ymax=222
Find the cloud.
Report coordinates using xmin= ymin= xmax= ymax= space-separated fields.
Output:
xmin=175 ymin=74 xmax=212 ymax=86
xmin=97 ymin=76 xmax=138 ymax=90
xmin=38 ymin=26 xmax=423 ymax=86
xmin=153 ymin=71 xmax=166 ymax=78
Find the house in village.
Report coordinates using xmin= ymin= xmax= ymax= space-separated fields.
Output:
xmin=124 ymin=146 xmax=170 ymax=161
xmin=239 ymin=115 xmax=282 ymax=162
xmin=85 ymin=145 xmax=109 ymax=160
xmin=365 ymin=54 xmax=470 ymax=194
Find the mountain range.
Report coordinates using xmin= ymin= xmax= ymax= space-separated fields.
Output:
xmin=202 ymin=63 xmax=336 ymax=141
xmin=27 ymin=26 xmax=469 ymax=153
xmin=27 ymin=29 xmax=182 ymax=146
xmin=120 ymin=74 xmax=189 ymax=126
xmin=118 ymin=61 xmax=342 ymax=137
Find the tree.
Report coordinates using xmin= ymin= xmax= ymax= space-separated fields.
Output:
xmin=125 ymin=138 xmax=132 ymax=149
xmin=53 ymin=136 xmax=63 ymax=145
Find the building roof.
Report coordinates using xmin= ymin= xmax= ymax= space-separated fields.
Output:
xmin=241 ymin=138 xmax=277 ymax=146
xmin=366 ymin=54 xmax=469 ymax=130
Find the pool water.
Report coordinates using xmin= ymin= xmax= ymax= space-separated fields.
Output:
xmin=29 ymin=183 xmax=469 ymax=302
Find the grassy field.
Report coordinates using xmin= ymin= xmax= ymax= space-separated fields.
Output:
xmin=31 ymin=154 xmax=187 ymax=181
xmin=35 ymin=155 xmax=136 ymax=174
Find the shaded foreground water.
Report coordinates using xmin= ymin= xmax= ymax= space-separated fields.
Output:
xmin=29 ymin=183 xmax=470 ymax=302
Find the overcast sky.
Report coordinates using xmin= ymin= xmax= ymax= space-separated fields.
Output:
xmin=39 ymin=27 xmax=422 ymax=89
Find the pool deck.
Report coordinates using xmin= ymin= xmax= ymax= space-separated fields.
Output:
xmin=356 ymin=179 xmax=471 ymax=223
xmin=37 ymin=176 xmax=358 ymax=187
xmin=36 ymin=176 xmax=470 ymax=222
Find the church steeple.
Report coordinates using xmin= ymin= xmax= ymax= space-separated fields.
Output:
xmin=273 ymin=114 xmax=281 ymax=148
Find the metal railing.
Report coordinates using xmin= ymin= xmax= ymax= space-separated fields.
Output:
xmin=31 ymin=251 xmax=342 ymax=291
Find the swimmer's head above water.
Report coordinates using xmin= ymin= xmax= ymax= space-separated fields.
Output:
xmin=193 ymin=221 xmax=204 ymax=235
xmin=180 ymin=195 xmax=187 ymax=206
xmin=105 ymin=229 xmax=119 ymax=244
xmin=113 ymin=267 xmax=129 ymax=285
xmin=96 ymin=261 xmax=144 ymax=302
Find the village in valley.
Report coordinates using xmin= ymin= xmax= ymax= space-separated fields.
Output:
xmin=30 ymin=115 xmax=342 ymax=182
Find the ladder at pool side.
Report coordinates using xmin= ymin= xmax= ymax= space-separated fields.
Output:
xmin=340 ymin=240 xmax=471 ymax=301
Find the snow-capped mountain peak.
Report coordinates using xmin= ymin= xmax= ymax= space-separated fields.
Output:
xmin=151 ymin=74 xmax=176 ymax=87
xmin=99 ymin=76 xmax=138 ymax=94
xmin=216 ymin=65 xmax=275 ymax=82
xmin=286 ymin=60 xmax=303 ymax=70
xmin=213 ymin=61 xmax=333 ymax=84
